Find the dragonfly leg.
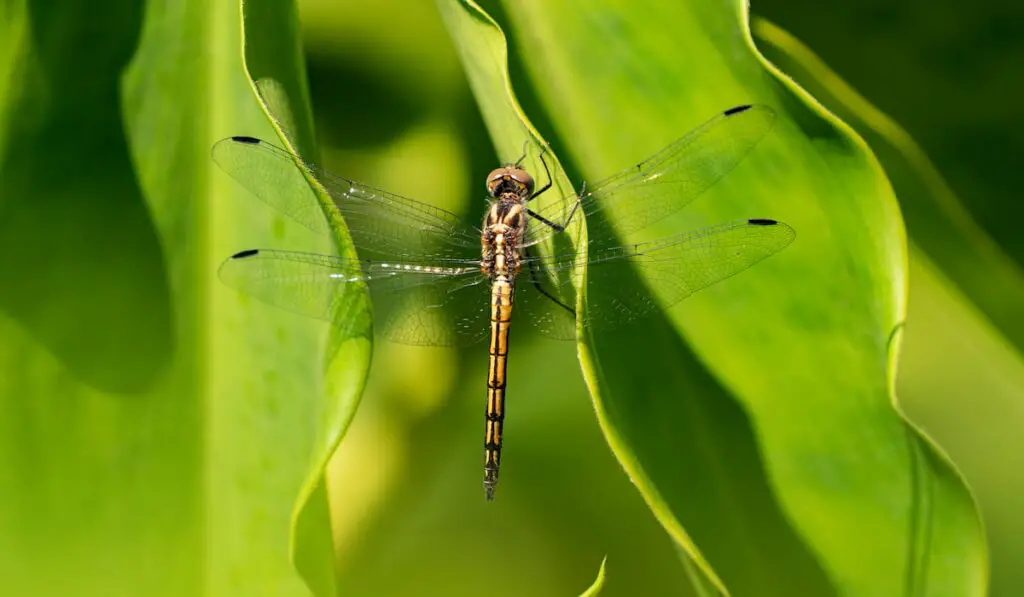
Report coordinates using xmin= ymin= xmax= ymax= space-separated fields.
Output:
xmin=527 ymin=145 xmax=554 ymax=201
xmin=526 ymin=182 xmax=582 ymax=233
xmin=513 ymin=139 xmax=530 ymax=167
xmin=525 ymin=247 xmax=575 ymax=315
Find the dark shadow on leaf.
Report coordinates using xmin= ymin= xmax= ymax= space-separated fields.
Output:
xmin=579 ymin=204 xmax=833 ymax=594
xmin=587 ymin=313 xmax=836 ymax=595
xmin=0 ymin=0 xmax=173 ymax=393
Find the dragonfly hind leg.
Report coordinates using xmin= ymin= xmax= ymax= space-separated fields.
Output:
xmin=525 ymin=248 xmax=574 ymax=316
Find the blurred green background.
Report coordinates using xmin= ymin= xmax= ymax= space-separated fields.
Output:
xmin=0 ymin=0 xmax=1019 ymax=595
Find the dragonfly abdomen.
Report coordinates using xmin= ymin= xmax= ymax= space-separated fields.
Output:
xmin=484 ymin=274 xmax=514 ymax=501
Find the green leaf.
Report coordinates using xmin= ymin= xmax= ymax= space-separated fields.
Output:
xmin=0 ymin=0 xmax=348 ymax=595
xmin=439 ymin=0 xmax=986 ymax=594
xmin=752 ymin=17 xmax=1024 ymax=355
xmin=238 ymin=1 xmax=372 ymax=595
xmin=748 ymin=17 xmax=1024 ymax=596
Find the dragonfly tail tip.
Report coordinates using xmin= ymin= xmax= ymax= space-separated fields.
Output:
xmin=484 ymin=468 xmax=499 ymax=501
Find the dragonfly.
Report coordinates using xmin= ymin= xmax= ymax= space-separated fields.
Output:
xmin=213 ymin=104 xmax=795 ymax=501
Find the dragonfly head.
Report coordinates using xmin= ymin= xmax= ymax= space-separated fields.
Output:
xmin=486 ymin=166 xmax=534 ymax=199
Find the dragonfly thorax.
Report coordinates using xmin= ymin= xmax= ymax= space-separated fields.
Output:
xmin=480 ymin=200 xmax=527 ymax=279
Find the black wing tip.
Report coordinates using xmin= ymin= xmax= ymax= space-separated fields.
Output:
xmin=747 ymin=218 xmax=779 ymax=226
xmin=724 ymin=104 xmax=753 ymax=116
xmin=230 ymin=135 xmax=261 ymax=144
xmin=231 ymin=248 xmax=260 ymax=259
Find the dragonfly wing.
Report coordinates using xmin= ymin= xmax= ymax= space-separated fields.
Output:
xmin=219 ymin=248 xmax=490 ymax=346
xmin=524 ymin=105 xmax=777 ymax=247
xmin=213 ymin=137 xmax=481 ymax=258
xmin=521 ymin=219 xmax=795 ymax=333
xmin=381 ymin=274 xmax=492 ymax=347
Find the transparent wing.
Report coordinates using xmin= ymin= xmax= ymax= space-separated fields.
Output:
xmin=517 ymin=218 xmax=795 ymax=338
xmin=212 ymin=136 xmax=481 ymax=259
xmin=523 ymin=104 xmax=777 ymax=247
xmin=218 ymin=248 xmax=491 ymax=346
xmin=512 ymin=246 xmax=579 ymax=341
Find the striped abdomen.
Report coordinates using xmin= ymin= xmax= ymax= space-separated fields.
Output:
xmin=484 ymin=274 xmax=513 ymax=501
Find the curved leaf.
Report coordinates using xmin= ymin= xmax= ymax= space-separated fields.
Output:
xmin=237 ymin=1 xmax=372 ymax=595
xmin=750 ymin=17 xmax=1022 ymax=595
xmin=0 ymin=0 xmax=343 ymax=595
xmin=752 ymin=17 xmax=1024 ymax=355
xmin=439 ymin=0 xmax=986 ymax=594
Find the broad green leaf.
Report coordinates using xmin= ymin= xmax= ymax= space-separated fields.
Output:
xmin=751 ymin=0 xmax=1024 ymax=269
xmin=0 ymin=0 xmax=342 ymax=595
xmin=752 ymin=17 xmax=1024 ymax=356
xmin=238 ymin=1 xmax=372 ymax=595
xmin=439 ymin=0 xmax=986 ymax=595
xmin=748 ymin=17 xmax=1024 ymax=596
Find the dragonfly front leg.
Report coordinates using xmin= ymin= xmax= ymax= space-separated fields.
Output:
xmin=526 ymin=179 xmax=584 ymax=234
xmin=526 ymin=144 xmax=554 ymax=200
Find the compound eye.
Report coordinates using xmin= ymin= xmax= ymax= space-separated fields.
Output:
xmin=508 ymin=168 xmax=535 ymax=194
xmin=486 ymin=168 xmax=508 ymax=193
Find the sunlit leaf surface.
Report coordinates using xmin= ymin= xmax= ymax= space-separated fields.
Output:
xmin=0 ymin=0 xmax=348 ymax=595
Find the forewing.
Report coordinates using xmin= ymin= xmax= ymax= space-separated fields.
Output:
xmin=519 ymin=219 xmax=795 ymax=335
xmin=218 ymin=248 xmax=490 ymax=346
xmin=212 ymin=136 xmax=481 ymax=258
xmin=523 ymin=105 xmax=777 ymax=247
